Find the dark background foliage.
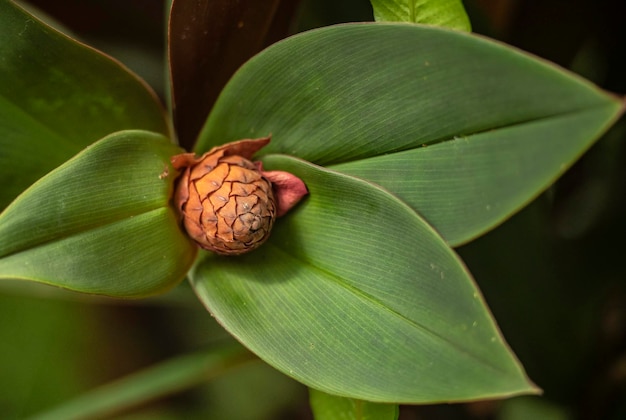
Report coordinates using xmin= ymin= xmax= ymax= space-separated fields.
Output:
xmin=1 ymin=0 xmax=625 ymax=418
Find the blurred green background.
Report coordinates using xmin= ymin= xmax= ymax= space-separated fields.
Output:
xmin=1 ymin=0 xmax=625 ymax=418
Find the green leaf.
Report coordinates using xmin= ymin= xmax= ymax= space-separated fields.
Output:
xmin=30 ymin=346 xmax=254 ymax=420
xmin=370 ymin=0 xmax=471 ymax=31
xmin=499 ymin=396 xmax=570 ymax=420
xmin=331 ymin=105 xmax=622 ymax=245
xmin=310 ymin=388 xmax=399 ymax=420
xmin=0 ymin=0 xmax=170 ymax=210
xmin=0 ymin=130 xmax=196 ymax=298
xmin=196 ymin=23 xmax=624 ymax=245
xmin=190 ymin=155 xmax=538 ymax=403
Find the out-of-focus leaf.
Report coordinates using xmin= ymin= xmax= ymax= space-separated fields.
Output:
xmin=203 ymin=362 xmax=305 ymax=420
xmin=0 ymin=130 xmax=196 ymax=298
xmin=0 ymin=0 xmax=170 ymax=210
xmin=196 ymin=23 xmax=624 ymax=246
xmin=190 ymin=155 xmax=538 ymax=403
xmin=499 ymin=396 xmax=570 ymax=420
xmin=0 ymin=294 xmax=102 ymax=417
xmin=370 ymin=0 xmax=471 ymax=31
xmin=310 ymin=388 xmax=399 ymax=420
xmin=168 ymin=0 xmax=300 ymax=149
xmin=30 ymin=346 xmax=254 ymax=420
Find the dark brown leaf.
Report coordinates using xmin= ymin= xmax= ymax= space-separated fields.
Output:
xmin=168 ymin=0 xmax=301 ymax=150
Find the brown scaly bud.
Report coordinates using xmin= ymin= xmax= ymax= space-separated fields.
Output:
xmin=171 ymin=136 xmax=307 ymax=255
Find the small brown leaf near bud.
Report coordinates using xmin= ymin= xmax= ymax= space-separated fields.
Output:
xmin=171 ymin=136 xmax=307 ymax=255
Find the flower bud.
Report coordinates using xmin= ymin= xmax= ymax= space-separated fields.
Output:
xmin=171 ymin=137 xmax=307 ymax=255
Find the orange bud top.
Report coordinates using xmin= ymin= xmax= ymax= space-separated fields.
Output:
xmin=171 ymin=136 xmax=308 ymax=255
xmin=172 ymin=137 xmax=276 ymax=255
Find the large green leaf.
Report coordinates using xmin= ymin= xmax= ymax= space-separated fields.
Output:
xmin=196 ymin=23 xmax=623 ymax=246
xmin=309 ymin=388 xmax=399 ymax=420
xmin=0 ymin=0 xmax=170 ymax=210
xmin=331 ymin=105 xmax=621 ymax=245
xmin=190 ymin=155 xmax=538 ymax=403
xmin=0 ymin=130 xmax=196 ymax=297
xmin=370 ymin=0 xmax=471 ymax=31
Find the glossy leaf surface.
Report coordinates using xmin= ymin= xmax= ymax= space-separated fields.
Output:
xmin=0 ymin=131 xmax=196 ymax=297
xmin=190 ymin=155 xmax=538 ymax=402
xmin=0 ymin=0 xmax=169 ymax=210
xmin=196 ymin=23 xmax=623 ymax=245
xmin=370 ymin=0 xmax=471 ymax=31
xmin=310 ymin=388 xmax=398 ymax=420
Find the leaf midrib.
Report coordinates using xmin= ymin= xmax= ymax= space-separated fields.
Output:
xmin=265 ymin=241 xmax=518 ymax=378
xmin=328 ymin=100 xmax=621 ymax=168
xmin=0 ymin=205 xmax=167 ymax=261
